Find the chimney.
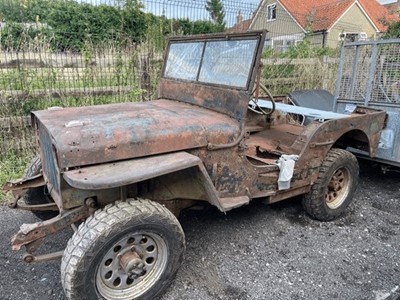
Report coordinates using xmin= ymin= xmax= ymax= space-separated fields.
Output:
xmin=236 ymin=10 xmax=243 ymax=24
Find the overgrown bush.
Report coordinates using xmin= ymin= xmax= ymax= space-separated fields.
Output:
xmin=0 ymin=0 xmax=224 ymax=52
xmin=382 ymin=21 xmax=400 ymax=39
xmin=0 ymin=22 xmax=53 ymax=50
xmin=263 ymin=39 xmax=337 ymax=59
xmin=261 ymin=39 xmax=338 ymax=95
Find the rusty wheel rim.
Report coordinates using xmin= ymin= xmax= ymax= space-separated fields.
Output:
xmin=325 ymin=167 xmax=351 ymax=209
xmin=96 ymin=232 xmax=168 ymax=299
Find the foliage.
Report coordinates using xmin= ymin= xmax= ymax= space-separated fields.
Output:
xmin=0 ymin=0 xmax=53 ymax=22
xmin=382 ymin=21 xmax=400 ymax=39
xmin=0 ymin=0 xmax=225 ymax=52
xmin=0 ymin=0 xmax=142 ymax=52
xmin=261 ymin=39 xmax=338 ymax=95
xmin=262 ymin=39 xmax=337 ymax=59
xmin=46 ymin=1 xmax=146 ymax=51
xmin=0 ymin=151 xmax=34 ymax=202
xmin=0 ymin=21 xmax=53 ymax=50
xmin=144 ymin=14 xmax=227 ymax=51
xmin=205 ymin=0 xmax=226 ymax=29
xmin=174 ymin=19 xmax=224 ymax=35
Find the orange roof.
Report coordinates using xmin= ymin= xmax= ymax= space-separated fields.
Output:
xmin=358 ymin=0 xmax=398 ymax=31
xmin=227 ymin=19 xmax=252 ymax=33
xmin=279 ymin=0 xmax=398 ymax=32
xmin=384 ymin=2 xmax=399 ymax=14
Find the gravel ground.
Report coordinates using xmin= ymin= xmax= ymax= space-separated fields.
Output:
xmin=0 ymin=161 xmax=399 ymax=300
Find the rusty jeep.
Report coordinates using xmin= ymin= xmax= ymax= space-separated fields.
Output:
xmin=4 ymin=31 xmax=386 ymax=300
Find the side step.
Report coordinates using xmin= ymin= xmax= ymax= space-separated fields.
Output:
xmin=219 ymin=196 xmax=250 ymax=211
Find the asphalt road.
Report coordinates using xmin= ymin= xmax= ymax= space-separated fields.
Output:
xmin=0 ymin=162 xmax=399 ymax=300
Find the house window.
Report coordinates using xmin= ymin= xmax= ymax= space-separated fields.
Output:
xmin=269 ymin=33 xmax=305 ymax=52
xmin=267 ymin=3 xmax=276 ymax=21
xmin=273 ymin=39 xmax=301 ymax=53
xmin=339 ymin=32 xmax=368 ymax=43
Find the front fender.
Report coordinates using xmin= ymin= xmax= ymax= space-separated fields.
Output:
xmin=63 ymin=151 xmax=223 ymax=211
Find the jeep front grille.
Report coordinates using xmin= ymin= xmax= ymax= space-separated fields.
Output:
xmin=38 ymin=122 xmax=60 ymax=193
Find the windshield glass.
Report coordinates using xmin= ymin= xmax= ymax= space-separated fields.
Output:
xmin=164 ymin=38 xmax=258 ymax=89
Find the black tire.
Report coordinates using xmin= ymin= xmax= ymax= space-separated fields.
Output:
xmin=23 ymin=156 xmax=58 ymax=220
xmin=302 ymin=148 xmax=359 ymax=221
xmin=61 ymin=199 xmax=185 ymax=300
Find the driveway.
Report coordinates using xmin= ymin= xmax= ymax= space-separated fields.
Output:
xmin=0 ymin=162 xmax=399 ymax=300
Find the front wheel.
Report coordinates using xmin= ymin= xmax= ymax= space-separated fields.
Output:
xmin=302 ymin=148 xmax=359 ymax=221
xmin=61 ymin=199 xmax=185 ymax=300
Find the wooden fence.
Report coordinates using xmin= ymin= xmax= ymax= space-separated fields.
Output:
xmin=261 ymin=57 xmax=339 ymax=94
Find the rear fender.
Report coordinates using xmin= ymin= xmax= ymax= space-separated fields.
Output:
xmin=295 ymin=106 xmax=386 ymax=182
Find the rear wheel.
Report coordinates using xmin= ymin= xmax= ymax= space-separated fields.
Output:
xmin=23 ymin=156 xmax=58 ymax=220
xmin=61 ymin=199 xmax=185 ymax=300
xmin=302 ymin=148 xmax=359 ymax=221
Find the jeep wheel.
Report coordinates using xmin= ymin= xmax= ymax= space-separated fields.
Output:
xmin=23 ymin=156 xmax=58 ymax=220
xmin=61 ymin=199 xmax=185 ymax=300
xmin=302 ymin=148 xmax=359 ymax=221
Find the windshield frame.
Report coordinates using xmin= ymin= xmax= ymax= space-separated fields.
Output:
xmin=162 ymin=32 xmax=264 ymax=91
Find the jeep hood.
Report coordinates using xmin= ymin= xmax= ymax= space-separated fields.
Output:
xmin=32 ymin=99 xmax=240 ymax=170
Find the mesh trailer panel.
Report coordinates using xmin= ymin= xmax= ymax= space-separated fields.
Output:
xmin=334 ymin=39 xmax=400 ymax=166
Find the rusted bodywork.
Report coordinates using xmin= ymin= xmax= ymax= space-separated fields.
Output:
xmin=4 ymin=31 xmax=386 ymax=263
xmin=33 ymin=100 xmax=240 ymax=170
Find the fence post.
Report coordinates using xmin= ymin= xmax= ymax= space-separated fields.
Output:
xmin=322 ymin=56 xmax=329 ymax=90
xmin=321 ymin=56 xmax=338 ymax=92
xmin=140 ymin=55 xmax=151 ymax=101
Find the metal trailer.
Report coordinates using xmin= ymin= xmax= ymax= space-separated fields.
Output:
xmin=290 ymin=39 xmax=400 ymax=167
xmin=334 ymin=39 xmax=400 ymax=168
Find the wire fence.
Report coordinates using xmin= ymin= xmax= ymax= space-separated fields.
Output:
xmin=337 ymin=41 xmax=400 ymax=105
xmin=1 ymin=0 xmax=377 ymax=173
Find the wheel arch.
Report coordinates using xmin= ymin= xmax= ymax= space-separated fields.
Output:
xmin=139 ymin=164 xmax=223 ymax=214
xmin=62 ymin=151 xmax=224 ymax=213
xmin=332 ymin=129 xmax=371 ymax=155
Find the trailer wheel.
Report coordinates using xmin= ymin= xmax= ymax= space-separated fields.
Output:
xmin=61 ymin=199 xmax=185 ymax=300
xmin=302 ymin=148 xmax=359 ymax=221
xmin=23 ymin=156 xmax=58 ymax=220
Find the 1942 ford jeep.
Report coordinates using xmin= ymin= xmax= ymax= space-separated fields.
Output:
xmin=4 ymin=31 xmax=386 ymax=299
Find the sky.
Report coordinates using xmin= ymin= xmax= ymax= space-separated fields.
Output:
xmin=379 ymin=0 xmax=397 ymax=3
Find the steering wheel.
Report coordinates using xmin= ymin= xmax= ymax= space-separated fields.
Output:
xmin=248 ymin=83 xmax=276 ymax=115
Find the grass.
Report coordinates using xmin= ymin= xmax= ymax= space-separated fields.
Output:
xmin=0 ymin=65 xmax=141 ymax=91
xmin=0 ymin=151 xmax=34 ymax=203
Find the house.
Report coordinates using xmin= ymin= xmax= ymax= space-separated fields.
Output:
xmin=384 ymin=1 xmax=400 ymax=17
xmin=232 ymin=0 xmax=398 ymax=51
xmin=227 ymin=13 xmax=252 ymax=33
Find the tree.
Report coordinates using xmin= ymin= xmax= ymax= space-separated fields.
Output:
xmin=205 ymin=0 xmax=225 ymax=29
xmin=383 ymin=21 xmax=400 ymax=39
xmin=172 ymin=19 xmax=226 ymax=35
xmin=46 ymin=1 xmax=146 ymax=51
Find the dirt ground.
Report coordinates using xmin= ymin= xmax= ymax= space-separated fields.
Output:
xmin=0 ymin=160 xmax=399 ymax=300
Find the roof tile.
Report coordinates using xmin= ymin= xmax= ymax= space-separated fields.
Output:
xmin=279 ymin=0 xmax=398 ymax=32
